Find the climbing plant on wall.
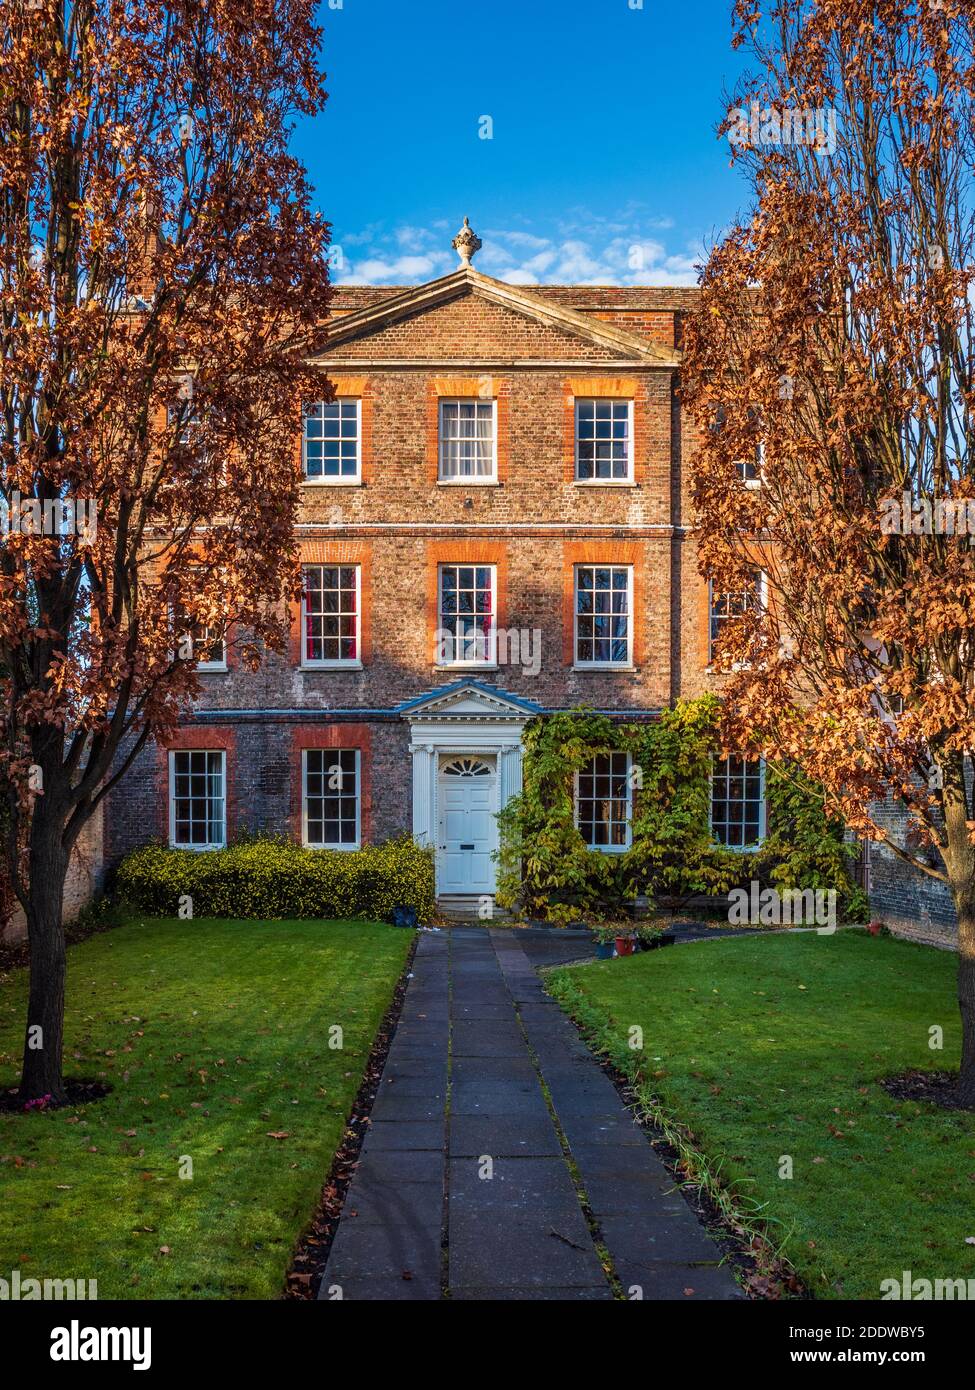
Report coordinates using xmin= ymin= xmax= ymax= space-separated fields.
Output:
xmin=496 ymin=696 xmax=864 ymax=925
xmin=758 ymin=762 xmax=869 ymax=922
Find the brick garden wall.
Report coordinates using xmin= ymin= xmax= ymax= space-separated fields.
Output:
xmin=2 ymin=803 xmax=105 ymax=944
xmin=868 ymin=798 xmax=958 ymax=947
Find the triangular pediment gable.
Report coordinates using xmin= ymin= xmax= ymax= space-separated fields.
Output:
xmin=317 ymin=268 xmax=677 ymax=365
xmin=398 ymin=680 xmax=542 ymax=722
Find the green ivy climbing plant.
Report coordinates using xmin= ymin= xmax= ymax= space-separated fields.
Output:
xmin=495 ymin=695 xmax=866 ymax=925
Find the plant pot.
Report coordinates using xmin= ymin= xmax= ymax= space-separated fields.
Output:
xmin=615 ymin=936 xmax=635 ymax=956
xmin=595 ymin=942 xmax=615 ymax=960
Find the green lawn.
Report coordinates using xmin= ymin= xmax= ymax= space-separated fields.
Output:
xmin=547 ymin=930 xmax=975 ymax=1299
xmin=0 ymin=917 xmax=413 ymax=1299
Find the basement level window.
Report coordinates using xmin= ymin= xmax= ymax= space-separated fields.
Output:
xmin=575 ymin=753 xmax=632 ymax=851
xmin=169 ymin=750 xmax=225 ymax=850
xmin=710 ymin=755 xmax=765 ymax=849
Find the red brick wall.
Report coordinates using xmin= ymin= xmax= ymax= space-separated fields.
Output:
xmin=104 ymin=280 xmax=732 ymax=861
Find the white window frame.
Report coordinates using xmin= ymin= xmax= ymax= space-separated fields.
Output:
xmin=168 ymin=749 xmax=226 ymax=850
xmin=300 ymin=564 xmax=362 ymax=670
xmin=170 ymin=599 xmax=228 ymax=674
xmin=709 ymin=755 xmax=766 ymax=851
xmin=302 ymin=748 xmax=361 ymax=850
xmin=707 ymin=571 xmax=767 ymax=667
xmin=573 ymin=564 xmax=634 ymax=670
xmin=574 ymin=752 xmax=633 ymax=853
xmin=574 ymin=398 xmax=634 ymax=485
xmin=739 ymin=438 xmax=764 ymax=489
xmin=302 ymin=398 xmax=362 ymax=486
xmin=436 ymin=563 xmax=498 ymax=668
xmin=437 ymin=398 xmax=498 ymax=484
xmin=195 ymin=625 xmax=228 ymax=673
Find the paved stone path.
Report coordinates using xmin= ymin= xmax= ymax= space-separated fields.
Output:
xmin=320 ymin=927 xmax=741 ymax=1301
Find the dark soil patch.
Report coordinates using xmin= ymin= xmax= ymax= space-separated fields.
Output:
xmin=0 ymin=1078 xmax=111 ymax=1114
xmin=284 ymin=935 xmax=418 ymax=1300
xmin=881 ymin=1069 xmax=975 ymax=1112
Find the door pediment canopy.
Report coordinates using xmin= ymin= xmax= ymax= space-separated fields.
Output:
xmin=398 ymin=679 xmax=541 ymax=724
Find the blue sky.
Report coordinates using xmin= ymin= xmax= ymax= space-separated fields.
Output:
xmin=290 ymin=0 xmax=753 ymax=287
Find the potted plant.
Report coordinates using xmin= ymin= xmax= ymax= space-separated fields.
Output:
xmin=636 ymin=922 xmax=677 ymax=950
xmin=591 ymin=923 xmax=617 ymax=960
xmin=613 ymin=923 xmax=636 ymax=956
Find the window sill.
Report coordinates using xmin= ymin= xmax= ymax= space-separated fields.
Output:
xmin=170 ymin=842 xmax=226 ymax=852
xmin=573 ymin=479 xmax=637 ymax=488
xmin=300 ymin=661 xmax=364 ymax=671
xmin=572 ymin=663 xmax=636 ymax=673
xmin=436 ymin=478 xmax=499 ymax=486
xmin=302 ymin=477 xmax=363 ymax=487
xmin=197 ymin=665 xmax=228 ymax=674
xmin=435 ymin=663 xmax=499 ymax=673
xmin=304 ymin=842 xmax=361 ymax=852
xmin=587 ymin=843 xmax=632 ymax=855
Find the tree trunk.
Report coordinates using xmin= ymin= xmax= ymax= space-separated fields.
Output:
xmin=954 ymin=893 xmax=975 ymax=1107
xmin=19 ymin=811 xmax=70 ymax=1105
xmin=940 ymin=756 xmax=975 ymax=1107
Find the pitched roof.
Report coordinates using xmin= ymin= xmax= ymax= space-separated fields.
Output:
xmin=318 ymin=267 xmax=680 ymax=365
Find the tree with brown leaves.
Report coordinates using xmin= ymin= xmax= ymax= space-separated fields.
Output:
xmin=683 ymin=0 xmax=975 ymax=1101
xmin=0 ymin=0 xmax=331 ymax=1102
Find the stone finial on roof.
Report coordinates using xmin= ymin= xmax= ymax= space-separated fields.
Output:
xmin=452 ymin=216 xmax=482 ymax=268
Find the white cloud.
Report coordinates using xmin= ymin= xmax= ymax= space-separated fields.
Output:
xmin=333 ymin=214 xmax=702 ymax=288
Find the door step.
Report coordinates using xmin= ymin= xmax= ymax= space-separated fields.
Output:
xmin=437 ymin=895 xmax=510 ymax=923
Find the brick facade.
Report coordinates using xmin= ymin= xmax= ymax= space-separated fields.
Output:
xmin=99 ymin=254 xmax=940 ymax=932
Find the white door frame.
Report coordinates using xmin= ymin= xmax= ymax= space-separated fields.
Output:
xmin=403 ymin=685 xmax=532 ymax=899
xmin=436 ymin=753 xmax=499 ymax=896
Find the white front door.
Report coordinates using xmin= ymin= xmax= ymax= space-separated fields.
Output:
xmin=438 ymin=756 xmax=497 ymax=895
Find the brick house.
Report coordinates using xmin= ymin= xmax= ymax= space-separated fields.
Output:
xmin=99 ymin=222 xmax=807 ymax=913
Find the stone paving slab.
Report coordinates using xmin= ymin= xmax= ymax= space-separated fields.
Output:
xmin=321 ymin=1276 xmax=441 ymax=1301
xmin=360 ymin=1120 xmax=445 ymax=1152
xmin=450 ymin=1284 xmax=615 ymax=1301
xmin=352 ymin=1149 xmax=442 ymax=1186
xmin=326 ymin=1221 xmax=441 ymax=1281
xmin=448 ymin=1113 xmax=564 ymax=1157
xmin=341 ymin=1181 xmax=444 ymax=1229
xmin=448 ymin=1219 xmax=606 ymax=1290
xmin=320 ymin=925 xmax=741 ymax=1301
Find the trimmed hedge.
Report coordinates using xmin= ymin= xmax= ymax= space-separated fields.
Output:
xmin=117 ymin=836 xmax=435 ymax=924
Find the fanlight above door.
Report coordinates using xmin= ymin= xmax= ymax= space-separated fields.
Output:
xmin=441 ymin=758 xmax=493 ymax=778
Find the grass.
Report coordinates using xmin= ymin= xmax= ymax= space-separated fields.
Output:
xmin=547 ymin=929 xmax=975 ymax=1300
xmin=0 ymin=916 xmax=413 ymax=1299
